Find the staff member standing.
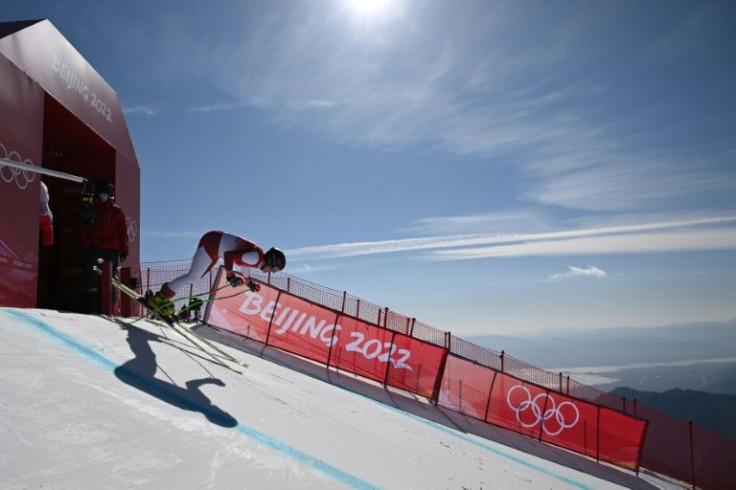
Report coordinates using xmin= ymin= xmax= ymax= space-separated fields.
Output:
xmin=79 ymin=181 xmax=128 ymax=313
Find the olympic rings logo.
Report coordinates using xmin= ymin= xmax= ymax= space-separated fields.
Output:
xmin=0 ymin=143 xmax=36 ymax=190
xmin=126 ymin=217 xmax=138 ymax=242
xmin=506 ymin=385 xmax=580 ymax=437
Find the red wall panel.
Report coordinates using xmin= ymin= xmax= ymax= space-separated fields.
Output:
xmin=0 ymin=21 xmax=136 ymax=161
xmin=0 ymin=54 xmax=44 ymax=307
xmin=1 ymin=21 xmax=141 ymax=310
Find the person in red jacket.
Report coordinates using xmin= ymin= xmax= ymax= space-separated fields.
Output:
xmin=40 ymin=181 xmax=54 ymax=246
xmin=146 ymin=230 xmax=285 ymax=316
xmin=79 ymin=182 xmax=129 ymax=313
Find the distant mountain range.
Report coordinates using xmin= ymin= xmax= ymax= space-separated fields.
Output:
xmin=466 ymin=320 xmax=736 ymax=369
xmin=467 ymin=321 xmax=736 ymax=442
xmin=593 ymin=360 xmax=736 ymax=394
xmin=466 ymin=320 xmax=736 ymax=395
xmin=612 ymin=387 xmax=736 ymax=441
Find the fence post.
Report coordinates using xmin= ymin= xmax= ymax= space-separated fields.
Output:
xmin=596 ymin=405 xmax=601 ymax=463
xmin=382 ymin=331 xmax=396 ymax=387
xmin=341 ymin=291 xmax=347 ymax=313
xmin=430 ymin=335 xmax=451 ymax=404
xmin=409 ymin=317 xmax=415 ymax=337
xmin=538 ymin=389 xmax=550 ymax=441
xmin=383 ymin=307 xmax=389 ymax=328
xmin=500 ymin=350 xmax=505 ymax=373
xmin=483 ymin=371 xmax=499 ymax=422
xmin=264 ymin=290 xmax=282 ymax=347
xmin=689 ymin=420 xmax=696 ymax=490
xmin=326 ymin=312 xmax=340 ymax=369
xmin=559 ymin=372 xmax=563 ymax=393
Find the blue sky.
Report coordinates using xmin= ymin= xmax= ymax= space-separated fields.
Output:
xmin=6 ymin=0 xmax=736 ymax=335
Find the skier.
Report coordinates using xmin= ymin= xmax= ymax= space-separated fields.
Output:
xmin=146 ymin=230 xmax=286 ymax=317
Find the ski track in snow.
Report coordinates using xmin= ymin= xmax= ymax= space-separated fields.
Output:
xmin=1 ymin=309 xmax=370 ymax=490
xmin=0 ymin=308 xmax=672 ymax=489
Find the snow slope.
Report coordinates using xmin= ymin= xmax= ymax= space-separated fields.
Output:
xmin=0 ymin=308 xmax=681 ymax=489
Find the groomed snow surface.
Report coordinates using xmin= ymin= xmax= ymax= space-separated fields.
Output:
xmin=0 ymin=308 xmax=684 ymax=489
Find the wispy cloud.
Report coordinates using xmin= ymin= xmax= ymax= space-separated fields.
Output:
xmin=219 ymin=3 xmax=733 ymax=212
xmin=304 ymin=100 xmax=337 ymax=109
xmin=288 ymin=215 xmax=736 ymax=261
xmin=525 ymin=152 xmax=733 ymax=212
xmin=121 ymin=2 xmax=735 ymax=213
xmin=283 ymin=262 xmax=358 ymax=275
xmin=403 ymin=210 xmax=557 ymax=236
xmin=548 ymin=265 xmax=607 ymax=281
xmin=428 ymin=228 xmax=736 ymax=260
xmin=191 ymin=103 xmax=240 ymax=113
xmin=123 ymin=105 xmax=157 ymax=116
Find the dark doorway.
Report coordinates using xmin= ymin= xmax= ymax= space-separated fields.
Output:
xmin=39 ymin=96 xmax=115 ymax=311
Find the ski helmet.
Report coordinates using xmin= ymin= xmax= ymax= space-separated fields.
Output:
xmin=95 ymin=182 xmax=115 ymax=198
xmin=263 ymin=247 xmax=286 ymax=272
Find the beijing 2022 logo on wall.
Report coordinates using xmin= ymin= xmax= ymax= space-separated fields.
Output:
xmin=1 ymin=143 xmax=36 ymax=190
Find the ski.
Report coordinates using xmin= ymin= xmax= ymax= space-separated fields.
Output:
xmin=170 ymin=320 xmax=250 ymax=370
xmin=121 ymin=280 xmax=247 ymax=373
xmin=95 ymin=266 xmax=248 ymax=373
xmin=148 ymin=316 xmax=245 ymax=374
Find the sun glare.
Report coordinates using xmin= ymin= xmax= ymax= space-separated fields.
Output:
xmin=346 ymin=0 xmax=391 ymax=15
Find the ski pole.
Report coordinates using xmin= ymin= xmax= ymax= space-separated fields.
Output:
xmin=173 ymin=287 xmax=249 ymax=317
xmin=170 ymin=283 xmax=231 ymax=303
xmin=0 ymin=157 xmax=87 ymax=183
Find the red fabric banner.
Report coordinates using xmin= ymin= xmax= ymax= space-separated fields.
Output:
xmin=208 ymin=272 xmax=645 ymax=470
xmin=439 ymin=356 xmax=646 ymax=471
xmin=488 ymin=371 xmax=645 ymax=470
xmin=206 ymin=274 xmax=447 ymax=398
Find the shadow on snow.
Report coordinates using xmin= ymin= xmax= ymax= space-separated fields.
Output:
xmin=114 ymin=326 xmax=237 ymax=428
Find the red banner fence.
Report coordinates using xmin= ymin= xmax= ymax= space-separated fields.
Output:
xmin=135 ymin=259 xmax=736 ymax=489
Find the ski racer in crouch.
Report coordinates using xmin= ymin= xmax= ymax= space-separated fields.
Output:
xmin=145 ymin=230 xmax=286 ymax=317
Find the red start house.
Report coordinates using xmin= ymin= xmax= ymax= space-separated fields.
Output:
xmin=0 ymin=19 xmax=140 ymax=312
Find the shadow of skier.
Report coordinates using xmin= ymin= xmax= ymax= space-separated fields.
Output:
xmin=114 ymin=326 xmax=238 ymax=428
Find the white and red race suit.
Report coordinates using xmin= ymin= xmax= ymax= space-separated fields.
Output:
xmin=162 ymin=230 xmax=264 ymax=298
